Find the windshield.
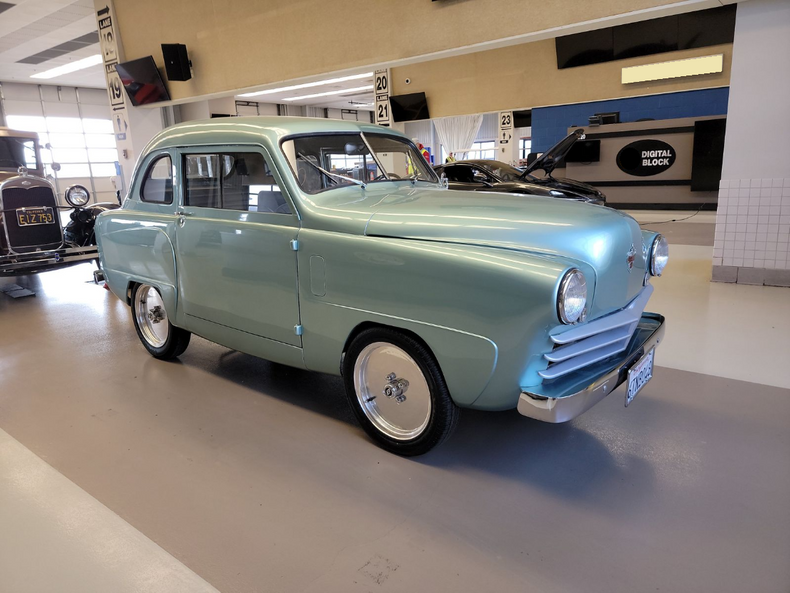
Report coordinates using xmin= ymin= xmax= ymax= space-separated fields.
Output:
xmin=477 ymin=161 xmax=525 ymax=182
xmin=0 ymin=137 xmax=38 ymax=171
xmin=281 ymin=133 xmax=438 ymax=194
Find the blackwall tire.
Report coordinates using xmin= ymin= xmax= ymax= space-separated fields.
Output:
xmin=131 ymin=283 xmax=191 ymax=360
xmin=343 ymin=327 xmax=459 ymax=456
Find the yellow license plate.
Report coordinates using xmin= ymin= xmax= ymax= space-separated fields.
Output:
xmin=16 ymin=207 xmax=55 ymax=226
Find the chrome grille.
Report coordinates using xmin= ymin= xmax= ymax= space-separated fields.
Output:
xmin=539 ymin=285 xmax=653 ymax=381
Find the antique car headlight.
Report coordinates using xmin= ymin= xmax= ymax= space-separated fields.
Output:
xmin=65 ymin=184 xmax=90 ymax=207
xmin=557 ymin=268 xmax=587 ymax=325
xmin=649 ymin=234 xmax=669 ymax=276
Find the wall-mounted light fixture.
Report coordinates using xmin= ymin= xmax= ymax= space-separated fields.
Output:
xmin=621 ymin=54 xmax=724 ymax=85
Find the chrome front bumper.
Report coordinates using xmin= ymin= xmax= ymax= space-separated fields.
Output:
xmin=0 ymin=245 xmax=98 ymax=274
xmin=517 ymin=313 xmax=665 ymax=423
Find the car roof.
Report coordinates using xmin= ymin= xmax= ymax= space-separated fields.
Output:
xmin=453 ymin=160 xmax=508 ymax=167
xmin=144 ymin=116 xmax=407 ymax=154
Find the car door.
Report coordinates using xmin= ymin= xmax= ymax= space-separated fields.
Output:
xmin=173 ymin=146 xmax=301 ymax=347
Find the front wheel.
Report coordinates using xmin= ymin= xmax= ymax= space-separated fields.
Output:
xmin=343 ymin=328 xmax=459 ymax=456
xmin=131 ymin=283 xmax=191 ymax=359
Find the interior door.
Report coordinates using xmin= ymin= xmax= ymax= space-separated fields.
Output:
xmin=173 ymin=148 xmax=301 ymax=347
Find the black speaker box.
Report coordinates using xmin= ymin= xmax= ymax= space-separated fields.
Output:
xmin=161 ymin=44 xmax=191 ymax=81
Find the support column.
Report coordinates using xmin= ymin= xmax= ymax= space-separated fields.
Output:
xmin=94 ymin=0 xmax=163 ymax=195
xmin=712 ymin=0 xmax=790 ymax=287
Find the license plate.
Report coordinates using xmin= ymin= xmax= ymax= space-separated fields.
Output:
xmin=625 ymin=348 xmax=654 ymax=407
xmin=17 ymin=207 xmax=56 ymax=226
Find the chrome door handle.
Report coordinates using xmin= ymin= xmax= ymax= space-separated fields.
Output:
xmin=176 ymin=210 xmax=192 ymax=217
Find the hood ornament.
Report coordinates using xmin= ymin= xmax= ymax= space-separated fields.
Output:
xmin=626 ymin=244 xmax=636 ymax=271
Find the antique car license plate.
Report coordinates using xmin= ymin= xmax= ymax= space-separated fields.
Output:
xmin=625 ymin=348 xmax=654 ymax=407
xmin=16 ymin=207 xmax=55 ymax=226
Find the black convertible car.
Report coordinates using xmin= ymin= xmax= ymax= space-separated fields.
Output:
xmin=434 ymin=129 xmax=606 ymax=206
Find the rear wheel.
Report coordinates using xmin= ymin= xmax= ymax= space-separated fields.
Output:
xmin=131 ymin=283 xmax=190 ymax=359
xmin=343 ymin=328 xmax=459 ymax=456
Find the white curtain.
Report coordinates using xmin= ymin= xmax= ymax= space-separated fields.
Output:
xmin=433 ymin=114 xmax=484 ymax=160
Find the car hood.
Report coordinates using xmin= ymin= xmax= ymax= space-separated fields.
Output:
xmin=521 ymin=129 xmax=584 ymax=176
xmin=522 ymin=175 xmax=606 ymax=202
xmin=363 ymin=186 xmax=647 ymax=314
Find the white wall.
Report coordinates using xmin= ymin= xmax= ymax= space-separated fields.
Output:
xmin=720 ymin=0 xmax=790 ymax=179
xmin=713 ymin=0 xmax=790 ymax=283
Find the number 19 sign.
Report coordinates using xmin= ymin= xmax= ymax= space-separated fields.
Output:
xmin=374 ymin=69 xmax=391 ymax=127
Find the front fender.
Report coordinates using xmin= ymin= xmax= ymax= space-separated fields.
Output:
xmin=297 ymin=230 xmax=574 ymax=407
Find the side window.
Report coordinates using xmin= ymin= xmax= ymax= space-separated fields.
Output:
xmin=141 ymin=155 xmax=173 ymax=204
xmin=184 ymin=154 xmax=221 ymax=208
xmin=471 ymin=167 xmax=491 ymax=183
xmin=445 ymin=165 xmax=474 ymax=183
xmin=183 ymin=151 xmax=291 ymax=214
xmin=224 ymin=152 xmax=290 ymax=214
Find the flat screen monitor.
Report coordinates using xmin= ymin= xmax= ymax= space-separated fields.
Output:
xmin=389 ymin=92 xmax=430 ymax=122
xmin=565 ymin=140 xmax=601 ymax=163
xmin=115 ymin=56 xmax=171 ymax=106
xmin=691 ymin=118 xmax=726 ymax=191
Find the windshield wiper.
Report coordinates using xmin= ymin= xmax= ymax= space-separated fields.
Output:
xmin=296 ymin=153 xmax=366 ymax=189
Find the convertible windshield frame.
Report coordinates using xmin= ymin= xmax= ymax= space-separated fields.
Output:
xmin=280 ymin=131 xmax=440 ymax=195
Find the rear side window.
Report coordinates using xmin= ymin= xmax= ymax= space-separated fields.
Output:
xmin=141 ymin=155 xmax=173 ymax=204
xmin=184 ymin=151 xmax=290 ymax=214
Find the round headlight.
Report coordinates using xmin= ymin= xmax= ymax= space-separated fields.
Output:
xmin=65 ymin=184 xmax=90 ymax=207
xmin=650 ymin=234 xmax=669 ymax=276
xmin=557 ymin=268 xmax=587 ymax=325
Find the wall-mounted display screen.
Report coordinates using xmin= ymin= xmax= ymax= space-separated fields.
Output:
xmin=556 ymin=5 xmax=735 ymax=69
xmin=389 ymin=92 xmax=430 ymax=122
xmin=115 ymin=56 xmax=171 ymax=106
xmin=565 ymin=140 xmax=601 ymax=163
xmin=691 ymin=118 xmax=727 ymax=191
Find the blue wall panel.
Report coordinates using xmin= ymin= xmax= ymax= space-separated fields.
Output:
xmin=531 ymin=87 xmax=729 ymax=152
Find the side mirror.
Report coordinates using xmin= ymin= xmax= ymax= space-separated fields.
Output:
xmin=51 ymin=162 xmax=61 ymax=172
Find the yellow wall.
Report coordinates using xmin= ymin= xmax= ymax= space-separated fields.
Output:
xmin=112 ymin=0 xmax=717 ymax=101
xmin=390 ymin=41 xmax=732 ymax=118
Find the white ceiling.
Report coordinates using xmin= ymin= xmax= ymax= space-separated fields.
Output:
xmin=0 ymin=0 xmax=374 ymax=111
xmin=234 ymin=74 xmax=375 ymax=112
xmin=0 ymin=0 xmax=105 ymax=88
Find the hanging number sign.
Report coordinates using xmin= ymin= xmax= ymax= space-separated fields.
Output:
xmin=374 ymin=68 xmax=391 ymax=127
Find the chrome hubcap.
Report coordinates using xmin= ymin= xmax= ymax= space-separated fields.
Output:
xmin=354 ymin=342 xmax=431 ymax=440
xmin=134 ymin=285 xmax=169 ymax=348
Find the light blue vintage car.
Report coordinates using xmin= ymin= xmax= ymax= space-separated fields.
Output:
xmin=95 ymin=117 xmax=667 ymax=455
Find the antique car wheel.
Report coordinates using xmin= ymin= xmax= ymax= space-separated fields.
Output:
xmin=131 ymin=284 xmax=191 ymax=359
xmin=343 ymin=328 xmax=459 ymax=456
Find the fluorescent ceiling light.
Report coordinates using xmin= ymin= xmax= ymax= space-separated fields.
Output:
xmin=282 ymin=85 xmax=374 ymax=102
xmin=30 ymin=54 xmax=104 ymax=79
xmin=622 ymin=54 xmax=723 ymax=85
xmin=238 ymin=72 xmax=373 ymax=98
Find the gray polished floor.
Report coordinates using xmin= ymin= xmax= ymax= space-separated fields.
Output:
xmin=1 ymin=262 xmax=788 ymax=593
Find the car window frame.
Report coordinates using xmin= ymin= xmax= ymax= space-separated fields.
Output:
xmin=279 ymin=131 xmax=440 ymax=196
xmin=139 ymin=152 xmax=174 ymax=205
xmin=174 ymin=143 xmax=299 ymax=220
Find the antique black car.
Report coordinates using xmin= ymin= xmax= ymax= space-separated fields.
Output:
xmin=0 ymin=127 xmax=117 ymax=275
xmin=434 ymin=130 xmax=607 ymax=206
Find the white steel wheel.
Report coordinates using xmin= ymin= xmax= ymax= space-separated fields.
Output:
xmin=353 ymin=342 xmax=432 ymax=441
xmin=131 ymin=283 xmax=191 ymax=360
xmin=134 ymin=284 xmax=169 ymax=348
xmin=343 ymin=327 xmax=460 ymax=456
